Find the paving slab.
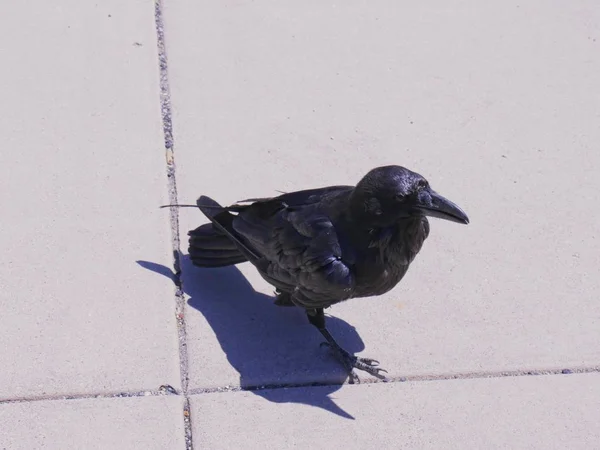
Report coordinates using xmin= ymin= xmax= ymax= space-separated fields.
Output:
xmin=165 ymin=0 xmax=600 ymax=388
xmin=190 ymin=373 xmax=600 ymax=449
xmin=0 ymin=0 xmax=181 ymax=399
xmin=0 ymin=395 xmax=185 ymax=450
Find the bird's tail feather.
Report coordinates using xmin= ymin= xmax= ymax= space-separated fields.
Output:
xmin=187 ymin=195 xmax=258 ymax=268
xmin=188 ymin=223 xmax=247 ymax=267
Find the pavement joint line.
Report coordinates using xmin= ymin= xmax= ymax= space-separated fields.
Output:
xmin=186 ymin=365 xmax=600 ymax=395
xmin=1 ymin=366 xmax=597 ymax=405
xmin=0 ymin=388 xmax=179 ymax=406
xmin=153 ymin=0 xmax=193 ymax=448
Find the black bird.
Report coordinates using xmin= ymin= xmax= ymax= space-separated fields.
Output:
xmin=184 ymin=165 xmax=468 ymax=382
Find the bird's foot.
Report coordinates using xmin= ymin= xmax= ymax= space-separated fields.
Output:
xmin=320 ymin=342 xmax=388 ymax=384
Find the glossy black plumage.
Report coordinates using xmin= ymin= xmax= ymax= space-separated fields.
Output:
xmin=187 ymin=165 xmax=468 ymax=382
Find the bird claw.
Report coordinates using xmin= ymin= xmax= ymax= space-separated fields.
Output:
xmin=320 ymin=342 xmax=389 ymax=382
xmin=347 ymin=371 xmax=360 ymax=385
xmin=357 ymin=357 xmax=380 ymax=367
xmin=354 ymin=359 xmax=388 ymax=379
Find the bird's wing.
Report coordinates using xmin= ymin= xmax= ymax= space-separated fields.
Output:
xmin=235 ymin=185 xmax=352 ymax=210
xmin=231 ymin=194 xmax=355 ymax=309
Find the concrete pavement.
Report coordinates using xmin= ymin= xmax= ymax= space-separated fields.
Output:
xmin=1 ymin=0 xmax=599 ymax=449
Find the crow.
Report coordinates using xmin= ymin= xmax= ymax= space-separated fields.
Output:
xmin=179 ymin=165 xmax=468 ymax=382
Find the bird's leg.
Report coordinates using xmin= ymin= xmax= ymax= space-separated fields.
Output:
xmin=273 ymin=290 xmax=295 ymax=306
xmin=306 ymin=309 xmax=388 ymax=384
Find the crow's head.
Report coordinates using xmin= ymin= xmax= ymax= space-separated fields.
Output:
xmin=351 ymin=165 xmax=469 ymax=226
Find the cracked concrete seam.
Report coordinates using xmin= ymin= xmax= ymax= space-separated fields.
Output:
xmin=154 ymin=0 xmax=193 ymax=448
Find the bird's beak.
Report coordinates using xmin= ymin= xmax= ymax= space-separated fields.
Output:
xmin=413 ymin=189 xmax=469 ymax=224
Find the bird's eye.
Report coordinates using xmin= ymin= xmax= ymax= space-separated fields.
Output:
xmin=417 ymin=179 xmax=428 ymax=190
xmin=395 ymin=194 xmax=406 ymax=203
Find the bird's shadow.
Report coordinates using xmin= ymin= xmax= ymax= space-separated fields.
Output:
xmin=137 ymin=256 xmax=365 ymax=419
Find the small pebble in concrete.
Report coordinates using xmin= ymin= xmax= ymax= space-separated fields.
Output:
xmin=159 ymin=385 xmax=178 ymax=395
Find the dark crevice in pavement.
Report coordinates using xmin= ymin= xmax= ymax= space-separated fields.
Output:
xmin=153 ymin=0 xmax=192 ymax=448
xmin=2 ymin=366 xmax=598 ymax=405
xmin=186 ymin=365 xmax=600 ymax=395
xmin=0 ymin=387 xmax=180 ymax=406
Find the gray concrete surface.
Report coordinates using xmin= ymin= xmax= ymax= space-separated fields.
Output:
xmin=0 ymin=396 xmax=185 ymax=450
xmin=1 ymin=0 xmax=599 ymax=448
xmin=190 ymin=373 xmax=600 ymax=449
xmin=0 ymin=0 xmax=181 ymax=400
